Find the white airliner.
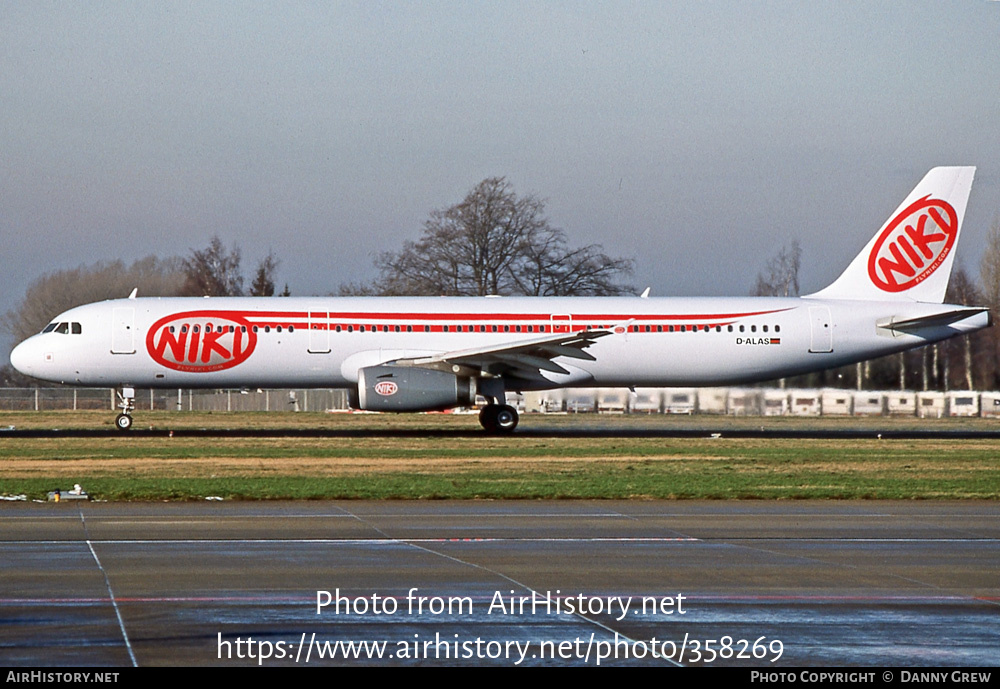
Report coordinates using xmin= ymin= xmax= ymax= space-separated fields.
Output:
xmin=10 ymin=167 xmax=989 ymax=432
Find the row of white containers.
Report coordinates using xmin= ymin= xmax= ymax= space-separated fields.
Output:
xmin=515 ymin=388 xmax=999 ymax=418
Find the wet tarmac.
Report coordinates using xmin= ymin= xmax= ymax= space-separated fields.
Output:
xmin=1 ymin=501 xmax=997 ymax=667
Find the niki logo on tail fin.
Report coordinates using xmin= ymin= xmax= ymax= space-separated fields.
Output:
xmin=867 ymin=195 xmax=958 ymax=292
xmin=808 ymin=166 xmax=975 ymax=304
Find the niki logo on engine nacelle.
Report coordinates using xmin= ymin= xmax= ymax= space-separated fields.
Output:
xmin=146 ymin=311 xmax=257 ymax=373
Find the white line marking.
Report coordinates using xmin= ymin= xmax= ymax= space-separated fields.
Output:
xmin=330 ymin=504 xmax=685 ymax=667
xmin=79 ymin=510 xmax=138 ymax=668
xmin=7 ymin=537 xmax=999 ymax=546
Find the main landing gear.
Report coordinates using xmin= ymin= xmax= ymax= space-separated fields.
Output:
xmin=115 ymin=387 xmax=135 ymax=432
xmin=478 ymin=403 xmax=519 ymax=433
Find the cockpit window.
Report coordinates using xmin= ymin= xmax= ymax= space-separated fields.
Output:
xmin=42 ymin=321 xmax=83 ymax=334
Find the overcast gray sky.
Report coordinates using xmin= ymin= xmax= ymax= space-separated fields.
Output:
xmin=3 ymin=1 xmax=1000 ymax=355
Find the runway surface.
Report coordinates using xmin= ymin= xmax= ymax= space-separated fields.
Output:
xmin=1 ymin=501 xmax=997 ymax=667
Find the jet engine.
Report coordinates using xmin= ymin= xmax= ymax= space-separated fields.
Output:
xmin=350 ymin=364 xmax=475 ymax=412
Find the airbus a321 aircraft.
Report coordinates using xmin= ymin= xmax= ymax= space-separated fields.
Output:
xmin=10 ymin=167 xmax=989 ymax=433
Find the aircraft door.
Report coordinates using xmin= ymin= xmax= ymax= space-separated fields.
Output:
xmin=808 ymin=306 xmax=833 ymax=353
xmin=308 ymin=312 xmax=331 ymax=353
xmin=550 ymin=314 xmax=572 ymax=334
xmin=111 ymin=307 xmax=136 ymax=354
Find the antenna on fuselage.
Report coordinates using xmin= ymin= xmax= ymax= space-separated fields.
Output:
xmin=127 ymin=288 xmax=138 ymax=300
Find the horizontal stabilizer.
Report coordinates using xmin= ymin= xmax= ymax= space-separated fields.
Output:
xmin=877 ymin=307 xmax=990 ymax=333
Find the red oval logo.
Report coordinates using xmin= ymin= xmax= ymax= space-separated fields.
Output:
xmin=374 ymin=381 xmax=398 ymax=396
xmin=867 ymin=195 xmax=958 ymax=292
xmin=146 ymin=311 xmax=257 ymax=373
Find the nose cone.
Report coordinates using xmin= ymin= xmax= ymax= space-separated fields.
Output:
xmin=10 ymin=338 xmax=36 ymax=377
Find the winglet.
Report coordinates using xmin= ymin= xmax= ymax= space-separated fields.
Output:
xmin=808 ymin=167 xmax=975 ymax=303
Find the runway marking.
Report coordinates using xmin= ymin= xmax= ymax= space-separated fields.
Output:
xmin=3 ymin=537 xmax=701 ymax=545
xmin=77 ymin=509 xmax=138 ymax=668
xmin=5 ymin=537 xmax=998 ymax=545
xmin=4 ymin=594 xmax=998 ymax=605
xmin=328 ymin=503 xmax=685 ymax=667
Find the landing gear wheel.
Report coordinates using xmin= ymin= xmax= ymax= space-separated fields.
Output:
xmin=479 ymin=405 xmax=497 ymax=432
xmin=494 ymin=404 xmax=519 ymax=433
xmin=479 ymin=404 xmax=518 ymax=433
xmin=115 ymin=413 xmax=133 ymax=432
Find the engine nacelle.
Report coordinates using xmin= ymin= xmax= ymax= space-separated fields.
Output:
xmin=351 ymin=365 xmax=475 ymax=412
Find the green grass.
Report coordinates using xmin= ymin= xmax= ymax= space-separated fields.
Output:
xmin=1 ymin=411 xmax=999 ymax=501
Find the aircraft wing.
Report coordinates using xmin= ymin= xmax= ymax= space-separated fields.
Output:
xmin=394 ymin=328 xmax=615 ymax=380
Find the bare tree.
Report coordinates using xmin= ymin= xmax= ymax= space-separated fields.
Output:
xmin=753 ymin=240 xmax=802 ymax=297
xmin=511 ymin=225 xmax=635 ymax=296
xmin=944 ymin=265 xmax=985 ymax=390
xmin=2 ymin=256 xmax=185 ymax=345
xmin=979 ymin=218 xmax=1000 ymax=310
xmin=978 ymin=217 xmax=1000 ymax=388
xmin=181 ymin=236 xmax=244 ymax=297
xmin=365 ymin=177 xmax=633 ymax=296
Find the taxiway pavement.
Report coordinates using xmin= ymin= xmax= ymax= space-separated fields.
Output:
xmin=1 ymin=500 xmax=997 ymax=666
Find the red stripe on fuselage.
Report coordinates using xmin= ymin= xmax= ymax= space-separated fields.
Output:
xmin=231 ymin=307 xmax=790 ymax=323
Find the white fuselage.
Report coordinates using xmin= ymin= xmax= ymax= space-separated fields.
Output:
xmin=9 ymin=295 xmax=989 ymax=392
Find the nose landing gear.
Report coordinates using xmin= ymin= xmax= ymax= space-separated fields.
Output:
xmin=115 ymin=387 xmax=135 ymax=432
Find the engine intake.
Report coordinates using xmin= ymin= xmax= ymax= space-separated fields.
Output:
xmin=351 ymin=365 xmax=475 ymax=412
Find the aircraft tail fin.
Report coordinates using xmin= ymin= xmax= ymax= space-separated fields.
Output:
xmin=807 ymin=166 xmax=975 ymax=303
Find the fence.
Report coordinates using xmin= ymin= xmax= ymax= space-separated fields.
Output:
xmin=0 ymin=388 xmax=349 ymax=413
xmin=2 ymin=386 xmax=999 ymax=418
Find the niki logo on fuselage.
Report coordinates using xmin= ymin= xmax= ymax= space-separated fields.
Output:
xmin=868 ymin=196 xmax=958 ymax=292
xmin=146 ymin=312 xmax=257 ymax=373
